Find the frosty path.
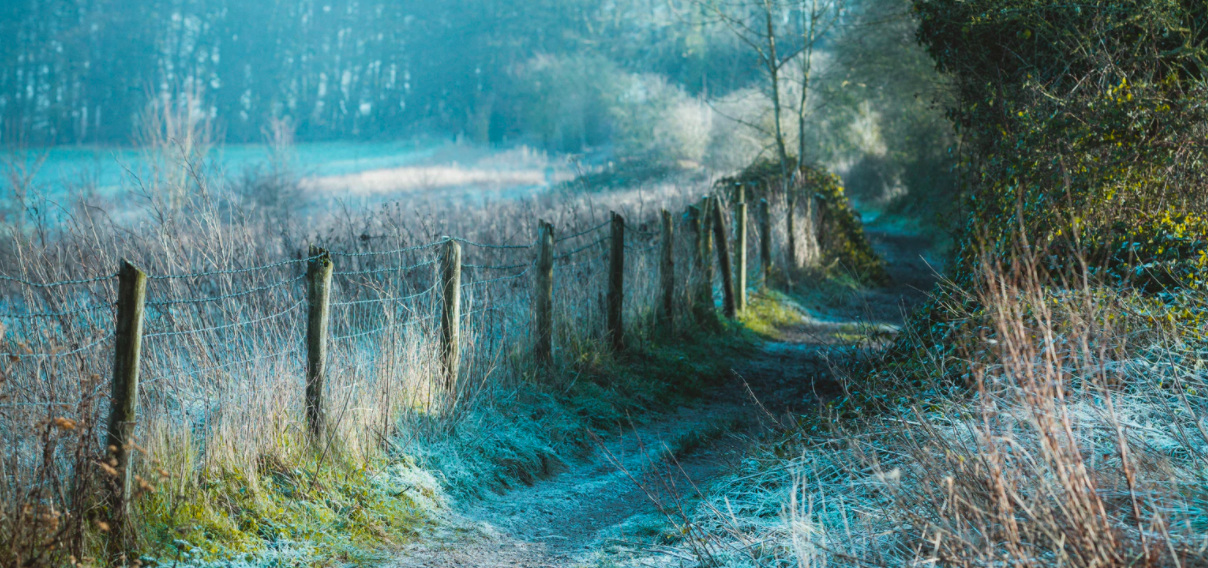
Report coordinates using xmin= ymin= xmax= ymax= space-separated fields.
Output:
xmin=387 ymin=228 xmax=939 ymax=567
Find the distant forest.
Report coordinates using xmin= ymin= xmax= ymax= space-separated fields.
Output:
xmin=0 ymin=0 xmax=761 ymax=147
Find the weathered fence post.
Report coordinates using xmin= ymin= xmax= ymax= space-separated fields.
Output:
xmin=735 ymin=199 xmax=748 ymax=313
xmin=305 ymin=247 xmax=333 ymax=440
xmin=759 ymin=198 xmax=772 ymax=286
xmin=700 ymin=196 xmax=714 ymax=302
xmin=106 ymin=259 xmax=146 ymax=554
xmin=535 ymin=220 xmax=555 ymax=366
xmin=711 ymin=196 xmax=737 ymax=318
xmin=686 ymin=205 xmax=707 ymax=319
xmin=607 ymin=211 xmax=625 ymax=351
xmin=440 ymin=238 xmax=462 ymax=389
xmin=659 ymin=209 xmax=674 ymax=327
xmin=787 ymin=184 xmax=799 ymax=270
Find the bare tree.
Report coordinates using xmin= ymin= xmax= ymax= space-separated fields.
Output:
xmin=701 ymin=0 xmax=845 ymax=266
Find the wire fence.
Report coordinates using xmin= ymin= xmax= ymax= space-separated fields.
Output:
xmin=0 ymin=194 xmax=790 ymax=537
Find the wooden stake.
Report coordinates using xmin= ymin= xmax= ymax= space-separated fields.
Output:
xmin=787 ymin=187 xmax=800 ymax=269
xmin=305 ymin=247 xmax=333 ymax=440
xmin=440 ymin=238 xmax=462 ymax=390
xmin=607 ymin=212 xmax=625 ymax=351
xmin=735 ymin=200 xmax=747 ymax=313
xmin=106 ymin=259 xmax=146 ymax=553
xmin=535 ymin=220 xmax=555 ymax=366
xmin=659 ymin=209 xmax=674 ymax=327
xmin=686 ymin=205 xmax=707 ymax=319
xmin=759 ymin=198 xmax=772 ymax=286
xmin=711 ymin=196 xmax=737 ymax=318
xmin=699 ymin=196 xmax=714 ymax=302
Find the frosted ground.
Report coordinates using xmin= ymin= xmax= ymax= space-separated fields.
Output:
xmin=1 ymin=139 xmax=582 ymax=212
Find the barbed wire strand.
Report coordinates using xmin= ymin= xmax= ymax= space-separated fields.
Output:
xmin=0 ymin=331 xmax=115 ymax=359
xmin=149 ymin=255 xmax=318 ymax=281
xmin=144 ymin=300 xmax=304 ymax=339
xmin=554 ymin=237 xmax=609 ymax=260
xmin=452 ymin=237 xmax=535 ymax=250
xmin=0 ymin=273 xmax=116 ymax=289
xmin=1 ymin=303 xmax=113 ymax=320
xmin=554 ymin=220 xmax=610 ymax=244
xmin=147 ymin=273 xmax=306 ymax=307
xmin=332 ymin=283 xmax=438 ymax=308
xmin=333 ymin=259 xmax=436 ymax=277
xmin=329 ymin=240 xmax=443 ymax=258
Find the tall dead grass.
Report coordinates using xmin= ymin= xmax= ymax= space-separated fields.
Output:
xmin=0 ymin=125 xmax=727 ymax=565
xmin=677 ymin=247 xmax=1208 ymax=567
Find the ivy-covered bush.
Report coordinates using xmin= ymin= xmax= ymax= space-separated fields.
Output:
xmin=912 ymin=0 xmax=1208 ymax=286
xmin=867 ymin=0 xmax=1208 ymax=387
xmin=719 ymin=159 xmax=889 ymax=285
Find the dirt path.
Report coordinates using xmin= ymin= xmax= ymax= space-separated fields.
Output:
xmin=389 ymin=227 xmax=940 ymax=567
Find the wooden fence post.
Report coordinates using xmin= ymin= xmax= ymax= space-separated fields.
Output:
xmin=535 ymin=220 xmax=555 ymax=366
xmin=787 ymin=185 xmax=800 ymax=270
xmin=607 ymin=211 xmax=625 ymax=351
xmin=700 ymin=196 xmax=714 ymax=303
xmin=759 ymin=198 xmax=772 ymax=286
xmin=659 ymin=209 xmax=674 ymax=327
xmin=106 ymin=259 xmax=146 ymax=553
xmin=305 ymin=247 xmax=333 ymax=441
xmin=686 ymin=205 xmax=707 ymax=319
xmin=440 ymin=238 xmax=462 ymax=390
xmin=711 ymin=196 xmax=737 ymax=318
xmin=735 ymin=199 xmax=748 ymax=313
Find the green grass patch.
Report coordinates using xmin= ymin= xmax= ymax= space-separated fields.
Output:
xmin=739 ymin=290 xmax=808 ymax=339
xmin=136 ymin=452 xmax=442 ymax=567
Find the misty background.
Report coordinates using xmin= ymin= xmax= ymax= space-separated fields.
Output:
xmin=0 ymin=0 xmax=955 ymax=223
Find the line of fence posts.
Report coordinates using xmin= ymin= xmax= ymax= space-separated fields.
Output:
xmin=96 ymin=193 xmax=806 ymax=555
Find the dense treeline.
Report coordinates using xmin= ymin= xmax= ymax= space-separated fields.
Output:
xmin=0 ymin=0 xmax=760 ymax=147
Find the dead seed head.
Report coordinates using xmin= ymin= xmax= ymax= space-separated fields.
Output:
xmin=98 ymin=462 xmax=118 ymax=478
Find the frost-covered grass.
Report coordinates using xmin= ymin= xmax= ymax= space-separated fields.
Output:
xmin=664 ymin=255 xmax=1208 ymax=567
xmin=0 ymin=131 xmax=772 ymax=566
